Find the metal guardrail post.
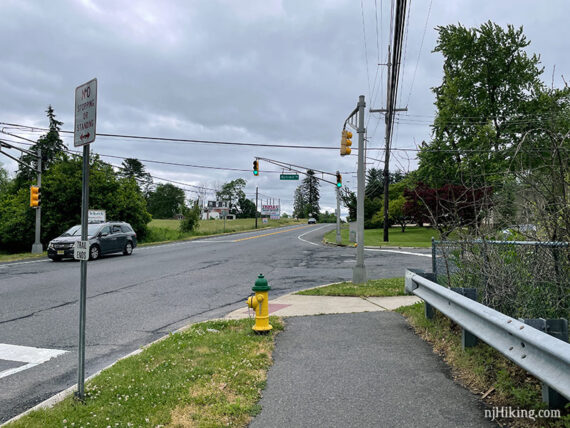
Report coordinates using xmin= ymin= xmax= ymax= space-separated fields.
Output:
xmin=431 ymin=237 xmax=436 ymax=278
xmin=451 ymin=288 xmax=478 ymax=349
xmin=519 ymin=318 xmax=569 ymax=409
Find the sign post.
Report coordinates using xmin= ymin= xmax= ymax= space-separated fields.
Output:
xmin=74 ymin=78 xmax=97 ymax=400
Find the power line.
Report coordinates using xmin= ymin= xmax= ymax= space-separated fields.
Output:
xmin=0 ymin=122 xmax=339 ymax=151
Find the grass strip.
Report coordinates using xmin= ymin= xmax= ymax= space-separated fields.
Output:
xmin=296 ymin=277 xmax=405 ymax=297
xmin=145 ymin=218 xmax=305 ymax=243
xmin=396 ymin=302 xmax=569 ymax=427
xmin=7 ymin=317 xmax=284 ymax=428
xmin=323 ymin=226 xmax=437 ymax=247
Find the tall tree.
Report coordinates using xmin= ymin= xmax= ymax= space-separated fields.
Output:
xmin=18 ymin=105 xmax=67 ymax=183
xmin=216 ymin=178 xmax=246 ymax=215
xmin=417 ymin=22 xmax=544 ymax=188
xmin=365 ymin=168 xmax=383 ymax=199
xmin=293 ymin=185 xmax=306 ymax=218
xmin=302 ymin=170 xmax=320 ymax=219
xmin=119 ymin=158 xmax=152 ymax=194
xmin=0 ymin=162 xmax=10 ymax=194
xmin=146 ymin=183 xmax=186 ymax=219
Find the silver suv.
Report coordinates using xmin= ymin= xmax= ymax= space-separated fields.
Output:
xmin=47 ymin=222 xmax=137 ymax=261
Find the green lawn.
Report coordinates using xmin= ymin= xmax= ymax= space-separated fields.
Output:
xmin=0 ymin=251 xmax=47 ymax=263
xmin=7 ymin=317 xmax=284 ymax=428
xmin=296 ymin=277 xmax=405 ymax=297
xmin=324 ymin=226 xmax=438 ymax=247
xmin=142 ymin=218 xmax=305 ymax=244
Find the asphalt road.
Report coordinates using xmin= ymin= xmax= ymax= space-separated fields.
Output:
xmin=0 ymin=224 xmax=431 ymax=423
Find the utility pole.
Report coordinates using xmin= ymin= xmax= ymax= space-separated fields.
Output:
xmin=352 ymin=95 xmax=367 ymax=284
xmin=31 ymin=148 xmax=42 ymax=254
xmin=370 ymin=46 xmax=408 ymax=242
xmin=255 ymin=186 xmax=258 ymax=229
xmin=336 ymin=186 xmax=341 ymax=244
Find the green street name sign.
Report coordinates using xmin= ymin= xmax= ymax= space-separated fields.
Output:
xmin=280 ymin=174 xmax=299 ymax=180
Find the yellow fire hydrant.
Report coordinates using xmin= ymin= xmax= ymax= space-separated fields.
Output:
xmin=247 ymin=274 xmax=273 ymax=333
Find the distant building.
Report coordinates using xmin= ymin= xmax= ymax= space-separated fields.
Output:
xmin=202 ymin=200 xmax=230 ymax=220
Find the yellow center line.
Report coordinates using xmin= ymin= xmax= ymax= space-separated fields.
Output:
xmin=233 ymin=225 xmax=314 ymax=242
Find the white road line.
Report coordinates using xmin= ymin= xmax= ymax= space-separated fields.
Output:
xmin=297 ymin=225 xmax=328 ymax=246
xmin=0 ymin=259 xmax=50 ymax=269
xmin=0 ymin=344 xmax=67 ymax=379
xmin=364 ymin=248 xmax=432 ymax=258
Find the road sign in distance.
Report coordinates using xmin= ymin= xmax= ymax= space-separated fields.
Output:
xmin=74 ymin=240 xmax=89 ymax=261
xmin=280 ymin=174 xmax=299 ymax=180
xmin=74 ymin=78 xmax=97 ymax=147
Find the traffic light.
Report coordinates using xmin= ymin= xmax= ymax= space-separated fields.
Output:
xmin=30 ymin=185 xmax=40 ymax=208
xmin=340 ymin=130 xmax=352 ymax=156
xmin=253 ymin=160 xmax=259 ymax=176
xmin=336 ymin=172 xmax=342 ymax=188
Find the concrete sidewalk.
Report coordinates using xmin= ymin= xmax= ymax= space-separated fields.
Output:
xmin=226 ymin=293 xmax=495 ymax=428
xmin=225 ymin=293 xmax=422 ymax=319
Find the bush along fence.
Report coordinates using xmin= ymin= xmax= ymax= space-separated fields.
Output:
xmin=431 ymin=238 xmax=569 ymax=320
xmin=405 ymin=269 xmax=570 ymax=410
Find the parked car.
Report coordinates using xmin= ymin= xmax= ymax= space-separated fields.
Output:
xmin=47 ymin=222 xmax=137 ymax=261
xmin=308 ymin=218 xmax=317 ymax=224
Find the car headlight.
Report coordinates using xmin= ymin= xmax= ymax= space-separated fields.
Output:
xmin=48 ymin=242 xmax=54 ymax=249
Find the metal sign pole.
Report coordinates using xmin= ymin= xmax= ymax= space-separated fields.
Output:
xmin=74 ymin=77 xmax=97 ymax=400
xmin=77 ymin=144 xmax=89 ymax=399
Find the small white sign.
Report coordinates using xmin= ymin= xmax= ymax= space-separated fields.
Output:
xmin=74 ymin=78 xmax=97 ymax=147
xmin=74 ymin=240 xmax=89 ymax=261
xmin=88 ymin=210 xmax=106 ymax=223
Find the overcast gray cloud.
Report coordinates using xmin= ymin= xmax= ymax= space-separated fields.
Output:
xmin=1 ymin=0 xmax=569 ymax=215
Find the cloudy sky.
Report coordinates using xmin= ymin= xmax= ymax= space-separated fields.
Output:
xmin=1 ymin=0 xmax=568 ymax=215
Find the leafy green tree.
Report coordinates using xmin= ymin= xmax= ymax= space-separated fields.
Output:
xmin=0 ymin=162 xmax=10 ymax=195
xmin=146 ymin=183 xmax=186 ymax=219
xmin=17 ymin=106 xmax=67 ymax=184
xmin=40 ymin=155 xmax=151 ymax=242
xmin=0 ymin=187 xmax=35 ymax=252
xmin=236 ymin=196 xmax=256 ymax=218
xmin=389 ymin=196 xmax=408 ymax=232
xmin=0 ymin=155 xmax=152 ymax=252
xmin=216 ymin=178 xmax=247 ymax=215
xmin=180 ymin=202 xmax=201 ymax=233
xmin=417 ymin=21 xmax=544 ymax=188
xmin=318 ymin=211 xmax=337 ymax=223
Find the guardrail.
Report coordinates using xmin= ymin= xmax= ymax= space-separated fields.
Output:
xmin=405 ymin=269 xmax=570 ymax=401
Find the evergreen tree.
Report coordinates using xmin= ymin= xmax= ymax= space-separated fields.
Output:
xmin=17 ymin=106 xmax=67 ymax=184
xmin=302 ymin=169 xmax=320 ymax=219
xmin=293 ymin=185 xmax=306 ymax=218
xmin=119 ymin=158 xmax=152 ymax=194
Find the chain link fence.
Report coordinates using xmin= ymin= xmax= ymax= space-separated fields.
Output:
xmin=432 ymin=239 xmax=569 ymax=319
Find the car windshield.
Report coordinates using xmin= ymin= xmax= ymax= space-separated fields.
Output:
xmin=61 ymin=224 xmax=102 ymax=237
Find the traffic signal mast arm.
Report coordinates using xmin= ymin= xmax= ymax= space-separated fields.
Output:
xmin=254 ymin=157 xmax=342 ymax=187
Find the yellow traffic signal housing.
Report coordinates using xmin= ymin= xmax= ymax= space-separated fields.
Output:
xmin=30 ymin=185 xmax=40 ymax=208
xmin=340 ymin=130 xmax=352 ymax=156
xmin=253 ymin=160 xmax=259 ymax=176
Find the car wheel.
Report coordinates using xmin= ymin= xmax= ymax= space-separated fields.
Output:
xmin=123 ymin=241 xmax=133 ymax=256
xmin=89 ymin=244 xmax=100 ymax=260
